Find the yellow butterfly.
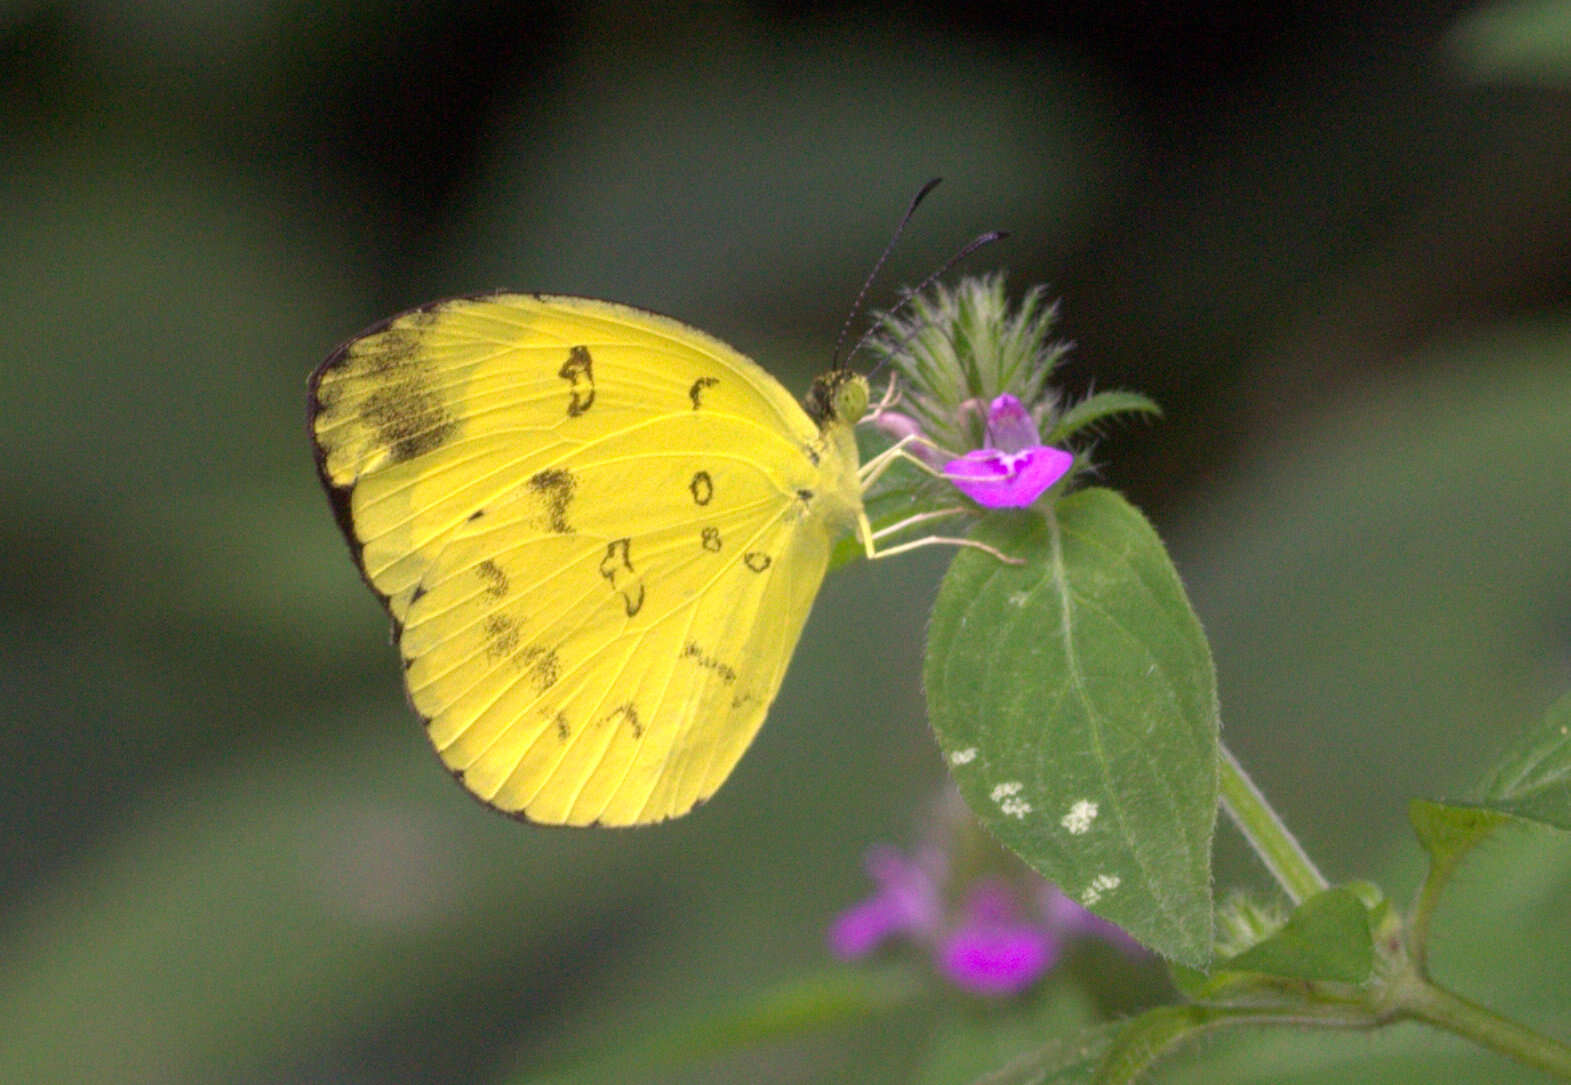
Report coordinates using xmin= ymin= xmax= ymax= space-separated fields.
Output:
xmin=310 ymin=293 xmax=962 ymax=826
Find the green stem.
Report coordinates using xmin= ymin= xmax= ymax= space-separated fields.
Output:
xmin=1206 ymin=752 xmax=1571 ymax=1078
xmin=1217 ymin=741 xmax=1329 ymax=904
xmin=1394 ymin=976 xmax=1571 ymax=1079
xmin=1407 ymin=857 xmax=1449 ymax=973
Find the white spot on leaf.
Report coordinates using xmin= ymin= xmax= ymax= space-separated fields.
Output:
xmin=1061 ymin=799 xmax=1099 ymax=835
xmin=948 ymin=747 xmax=978 ymax=766
xmin=989 ymin=781 xmax=1031 ymax=819
xmin=1080 ymin=872 xmax=1122 ymax=907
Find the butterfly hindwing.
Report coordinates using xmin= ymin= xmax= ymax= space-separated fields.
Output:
xmin=309 ymin=293 xmax=862 ymax=825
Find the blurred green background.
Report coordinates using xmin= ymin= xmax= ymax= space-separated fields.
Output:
xmin=3 ymin=1 xmax=1570 ymax=1081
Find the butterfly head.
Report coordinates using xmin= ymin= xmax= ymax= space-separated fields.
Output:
xmin=805 ymin=370 xmax=870 ymax=430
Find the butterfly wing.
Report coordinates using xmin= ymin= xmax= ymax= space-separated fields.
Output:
xmin=309 ymin=294 xmax=861 ymax=825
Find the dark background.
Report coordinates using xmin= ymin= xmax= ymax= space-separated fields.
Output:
xmin=3 ymin=1 xmax=1569 ymax=1081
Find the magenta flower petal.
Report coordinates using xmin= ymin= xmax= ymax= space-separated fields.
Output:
xmin=872 ymin=410 xmax=924 ymax=444
xmin=937 ymin=922 xmax=1059 ymax=996
xmin=984 ymin=394 xmax=1038 ymax=453
xmin=944 ymin=445 xmax=1074 ymax=508
xmin=935 ymin=880 xmax=1060 ymax=996
xmin=863 ymin=846 xmax=942 ymax=928
xmin=871 ymin=410 xmax=946 ymax=468
xmin=829 ymin=897 xmax=904 ymax=958
xmin=827 ymin=846 xmax=943 ymax=959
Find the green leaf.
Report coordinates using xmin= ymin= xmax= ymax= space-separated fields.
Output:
xmin=1478 ymin=692 xmax=1571 ymax=829
xmin=926 ymin=488 xmax=1220 ymax=967
xmin=1220 ymin=887 xmax=1374 ymax=984
xmin=1045 ymin=391 xmax=1162 ymax=446
xmin=1406 ymin=698 xmax=1571 ymax=959
xmin=1409 ymin=799 xmax=1517 ymax=873
xmin=968 ymin=1021 xmax=1123 ymax=1085
xmin=1408 ymin=798 xmax=1519 ymax=962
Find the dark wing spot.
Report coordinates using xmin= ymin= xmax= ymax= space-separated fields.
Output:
xmin=796 ymin=488 xmax=814 ymax=505
xmin=558 ymin=346 xmax=596 ymax=417
xmin=481 ymin=613 xmax=557 ymax=686
xmin=554 ymin=712 xmax=571 ymax=742
xmin=689 ymin=470 xmax=713 ymax=506
xmin=700 ymin=526 xmax=722 ymax=552
xmin=605 ymin=702 xmax=642 ymax=739
xmin=475 ymin=559 xmax=509 ymax=599
xmin=689 ymin=376 xmax=719 ymax=409
xmin=517 ymin=646 xmax=560 ymax=692
xmin=343 ymin=329 xmax=457 ymax=462
xmin=743 ymin=551 xmax=772 ymax=573
xmin=599 ymin=538 xmax=645 ymax=616
xmin=600 ymin=538 xmax=633 ymax=579
xmin=621 ymin=582 xmax=644 ymax=617
xmin=528 ymin=468 xmax=576 ymax=533
xmin=314 ymin=378 xmax=343 ymax=411
xmin=483 ymin=614 xmax=520 ymax=661
xmin=361 ymin=383 xmax=455 ymax=463
xmin=360 ymin=328 xmax=420 ymax=374
xmin=682 ymin=641 xmax=738 ymax=684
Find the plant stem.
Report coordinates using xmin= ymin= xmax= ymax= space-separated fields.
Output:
xmin=1395 ymin=976 xmax=1571 ymax=1079
xmin=1208 ymin=750 xmax=1571 ymax=1078
xmin=1217 ymin=741 xmax=1329 ymax=904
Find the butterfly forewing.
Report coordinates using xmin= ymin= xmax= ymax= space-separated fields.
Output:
xmin=309 ymin=293 xmax=861 ymax=825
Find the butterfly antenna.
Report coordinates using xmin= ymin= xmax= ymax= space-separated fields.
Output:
xmin=844 ymin=227 xmax=1009 ymax=374
xmin=830 ymin=178 xmax=944 ymax=371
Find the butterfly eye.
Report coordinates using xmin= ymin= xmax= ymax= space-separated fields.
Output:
xmin=807 ymin=371 xmax=870 ymax=426
xmin=833 ymin=374 xmax=870 ymax=426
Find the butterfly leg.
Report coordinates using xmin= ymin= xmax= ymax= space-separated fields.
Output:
xmin=857 ymin=436 xmax=947 ymax=489
xmin=869 ymin=506 xmax=968 ymax=539
xmin=869 ymin=531 xmax=1023 ymax=565
xmin=855 ymin=506 xmax=1023 ymax=565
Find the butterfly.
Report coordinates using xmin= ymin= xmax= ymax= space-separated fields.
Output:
xmin=308 ymin=292 xmax=933 ymax=826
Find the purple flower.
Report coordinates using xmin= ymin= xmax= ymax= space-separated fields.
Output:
xmin=870 ymin=410 xmax=948 ymax=470
xmin=943 ymin=394 xmax=1073 ymax=508
xmin=827 ymin=846 xmax=942 ymax=958
xmin=977 ymin=393 xmax=1038 ymax=451
xmin=936 ymin=880 xmax=1059 ymax=996
xmin=830 ymin=844 xmax=1142 ymax=998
